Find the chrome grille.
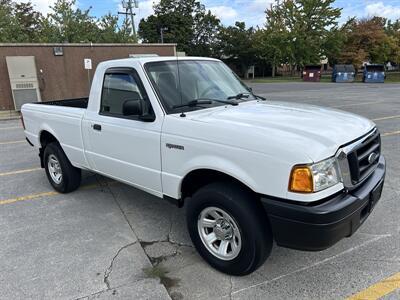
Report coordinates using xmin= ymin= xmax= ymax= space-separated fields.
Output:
xmin=336 ymin=128 xmax=381 ymax=190
xmin=348 ymin=130 xmax=380 ymax=183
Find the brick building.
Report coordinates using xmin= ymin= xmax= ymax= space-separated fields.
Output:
xmin=0 ymin=43 xmax=176 ymax=111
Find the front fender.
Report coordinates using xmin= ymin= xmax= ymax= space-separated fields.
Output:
xmin=161 ymin=154 xmax=262 ymax=200
xmin=181 ymin=155 xmax=258 ymax=192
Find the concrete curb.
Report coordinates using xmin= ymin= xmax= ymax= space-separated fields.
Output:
xmin=0 ymin=117 xmax=20 ymax=121
xmin=0 ymin=111 xmax=20 ymax=121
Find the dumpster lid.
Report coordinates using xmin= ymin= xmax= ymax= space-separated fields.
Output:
xmin=304 ymin=65 xmax=321 ymax=70
xmin=334 ymin=65 xmax=346 ymax=72
xmin=334 ymin=64 xmax=355 ymax=73
xmin=365 ymin=64 xmax=384 ymax=72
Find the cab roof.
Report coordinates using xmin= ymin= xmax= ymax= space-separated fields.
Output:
xmin=99 ymin=56 xmax=221 ymax=68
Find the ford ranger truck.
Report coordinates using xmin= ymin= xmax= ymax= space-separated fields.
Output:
xmin=21 ymin=57 xmax=385 ymax=276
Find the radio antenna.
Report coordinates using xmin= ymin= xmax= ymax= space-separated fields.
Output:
xmin=175 ymin=50 xmax=185 ymax=117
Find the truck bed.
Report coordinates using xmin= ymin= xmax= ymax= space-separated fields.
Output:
xmin=34 ymin=98 xmax=88 ymax=108
xmin=22 ymin=97 xmax=89 ymax=170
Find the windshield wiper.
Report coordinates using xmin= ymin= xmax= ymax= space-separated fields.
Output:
xmin=253 ymin=94 xmax=266 ymax=100
xmin=173 ymin=99 xmax=212 ymax=109
xmin=173 ymin=98 xmax=238 ymax=109
xmin=227 ymin=93 xmax=250 ymax=100
xmin=228 ymin=92 xmax=266 ymax=101
xmin=207 ymin=98 xmax=238 ymax=106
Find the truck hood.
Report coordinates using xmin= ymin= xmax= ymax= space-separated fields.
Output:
xmin=188 ymin=100 xmax=375 ymax=162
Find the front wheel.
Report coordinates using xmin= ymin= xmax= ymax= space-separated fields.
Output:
xmin=44 ymin=142 xmax=81 ymax=193
xmin=186 ymin=182 xmax=273 ymax=276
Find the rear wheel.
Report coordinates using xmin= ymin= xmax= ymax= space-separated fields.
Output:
xmin=186 ymin=182 xmax=273 ymax=276
xmin=44 ymin=142 xmax=81 ymax=193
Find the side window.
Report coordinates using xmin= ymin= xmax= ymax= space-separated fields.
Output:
xmin=100 ymin=69 xmax=150 ymax=118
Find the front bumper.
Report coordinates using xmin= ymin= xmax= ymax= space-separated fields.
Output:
xmin=261 ymin=155 xmax=386 ymax=251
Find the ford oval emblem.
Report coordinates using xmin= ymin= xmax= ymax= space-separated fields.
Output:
xmin=368 ymin=152 xmax=377 ymax=164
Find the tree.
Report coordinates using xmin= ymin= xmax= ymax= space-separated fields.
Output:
xmin=0 ymin=0 xmax=138 ymax=43
xmin=13 ymin=2 xmax=43 ymax=41
xmin=0 ymin=0 xmax=45 ymax=42
xmin=0 ymin=0 xmax=16 ymax=42
xmin=385 ymin=19 xmax=400 ymax=66
xmin=255 ymin=4 xmax=291 ymax=77
xmin=217 ymin=22 xmax=257 ymax=78
xmin=138 ymin=0 xmax=220 ymax=56
xmin=262 ymin=0 xmax=342 ymax=70
xmin=321 ymin=27 xmax=346 ymax=67
xmin=339 ymin=17 xmax=398 ymax=67
xmin=98 ymin=13 xmax=120 ymax=42
xmin=46 ymin=0 xmax=100 ymax=43
xmin=191 ymin=8 xmax=220 ymax=56
xmin=98 ymin=13 xmax=136 ymax=43
xmin=138 ymin=15 xmax=161 ymax=43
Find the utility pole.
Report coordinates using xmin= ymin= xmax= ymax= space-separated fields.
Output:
xmin=118 ymin=0 xmax=138 ymax=37
xmin=160 ymin=27 xmax=168 ymax=43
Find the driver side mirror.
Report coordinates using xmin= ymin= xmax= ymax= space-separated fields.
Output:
xmin=122 ymin=99 xmax=155 ymax=122
xmin=123 ymin=99 xmax=143 ymax=116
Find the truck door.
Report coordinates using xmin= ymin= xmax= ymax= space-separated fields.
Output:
xmin=82 ymin=67 xmax=162 ymax=197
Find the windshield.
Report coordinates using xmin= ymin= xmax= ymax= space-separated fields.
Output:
xmin=145 ymin=60 xmax=255 ymax=114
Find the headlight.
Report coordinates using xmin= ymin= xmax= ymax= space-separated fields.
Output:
xmin=289 ymin=157 xmax=341 ymax=193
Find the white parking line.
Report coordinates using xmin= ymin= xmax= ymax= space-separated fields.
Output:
xmin=0 ymin=140 xmax=25 ymax=145
xmin=382 ymin=131 xmax=400 ymax=137
xmin=332 ymin=101 xmax=384 ymax=108
xmin=0 ymin=126 xmax=21 ymax=130
xmin=372 ymin=115 xmax=400 ymax=122
xmin=0 ymin=167 xmax=41 ymax=177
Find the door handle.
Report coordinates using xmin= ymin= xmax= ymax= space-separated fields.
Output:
xmin=92 ymin=124 xmax=102 ymax=131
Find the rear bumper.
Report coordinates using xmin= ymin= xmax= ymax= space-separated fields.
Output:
xmin=261 ymin=155 xmax=386 ymax=251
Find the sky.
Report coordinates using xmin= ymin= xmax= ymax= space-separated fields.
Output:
xmin=17 ymin=0 xmax=400 ymax=29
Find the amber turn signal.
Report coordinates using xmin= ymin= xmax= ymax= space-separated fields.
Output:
xmin=289 ymin=166 xmax=313 ymax=193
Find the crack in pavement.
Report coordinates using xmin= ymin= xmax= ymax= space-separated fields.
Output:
xmin=75 ymin=280 xmax=155 ymax=300
xmin=101 ymin=179 xmax=179 ymax=299
xmin=141 ymin=238 xmax=193 ymax=248
xmin=103 ymin=242 xmax=138 ymax=289
xmin=167 ymin=208 xmax=174 ymax=244
xmin=229 ymin=276 xmax=233 ymax=300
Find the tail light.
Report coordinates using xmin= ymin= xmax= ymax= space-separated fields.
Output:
xmin=21 ymin=113 xmax=25 ymax=130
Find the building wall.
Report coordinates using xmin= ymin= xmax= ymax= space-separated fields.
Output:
xmin=0 ymin=43 xmax=176 ymax=110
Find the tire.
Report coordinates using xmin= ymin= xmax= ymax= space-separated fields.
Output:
xmin=186 ymin=182 xmax=273 ymax=276
xmin=43 ymin=142 xmax=81 ymax=193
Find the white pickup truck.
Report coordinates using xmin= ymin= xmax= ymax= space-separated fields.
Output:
xmin=22 ymin=57 xmax=385 ymax=275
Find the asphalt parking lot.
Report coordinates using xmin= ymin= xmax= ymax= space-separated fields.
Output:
xmin=0 ymin=82 xmax=399 ymax=300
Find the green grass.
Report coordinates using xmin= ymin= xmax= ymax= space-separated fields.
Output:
xmin=385 ymin=72 xmax=400 ymax=82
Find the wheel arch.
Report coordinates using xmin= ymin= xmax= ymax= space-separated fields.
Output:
xmin=39 ymin=130 xmax=59 ymax=147
xmin=38 ymin=129 xmax=60 ymax=167
xmin=180 ymin=168 xmax=258 ymax=204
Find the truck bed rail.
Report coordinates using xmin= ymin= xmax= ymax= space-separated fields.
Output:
xmin=34 ymin=98 xmax=88 ymax=108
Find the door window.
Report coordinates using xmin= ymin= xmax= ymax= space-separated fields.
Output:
xmin=100 ymin=69 xmax=152 ymax=118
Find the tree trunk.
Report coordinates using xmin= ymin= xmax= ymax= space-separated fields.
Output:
xmin=242 ymin=64 xmax=248 ymax=79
